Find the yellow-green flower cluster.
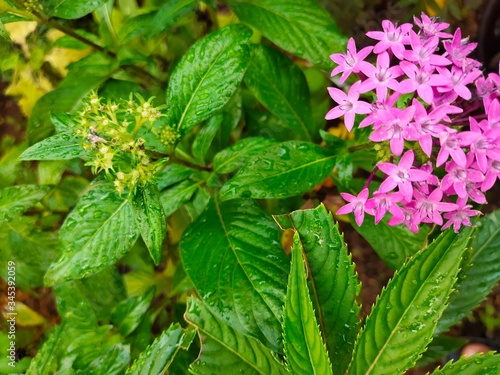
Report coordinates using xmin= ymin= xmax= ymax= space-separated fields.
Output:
xmin=75 ymin=92 xmax=172 ymax=194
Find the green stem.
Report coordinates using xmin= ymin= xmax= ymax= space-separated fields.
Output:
xmin=348 ymin=142 xmax=375 ymax=153
xmin=9 ymin=0 xmax=163 ymax=87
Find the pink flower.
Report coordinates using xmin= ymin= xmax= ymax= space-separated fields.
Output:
xmin=365 ymin=191 xmax=404 ymax=224
xmin=442 ymin=198 xmax=481 ymax=233
xmin=443 ymin=28 xmax=477 ymax=67
xmin=469 ymin=116 xmax=500 ymax=173
xmin=412 ymin=188 xmax=458 ymax=226
xmin=369 ymin=106 xmax=415 ymax=156
xmin=359 ymin=52 xmax=402 ymax=100
xmin=330 ymin=38 xmax=373 ymax=83
xmin=366 ymin=20 xmax=412 ymax=59
xmin=403 ymin=30 xmax=451 ymax=66
xmin=326 ymin=81 xmax=372 ymax=131
xmin=377 ymin=150 xmax=431 ymax=201
xmin=437 ymin=131 xmax=477 ymax=167
xmin=406 ymin=100 xmax=461 ymax=156
xmin=441 ymin=158 xmax=484 ymax=199
xmin=482 ymin=159 xmax=500 ymax=191
xmin=436 ymin=66 xmax=482 ymax=100
xmin=388 ymin=206 xmax=419 ymax=233
xmin=414 ymin=13 xmax=452 ymax=39
xmin=337 ymin=188 xmax=369 ymax=226
xmin=398 ymin=62 xmax=448 ymax=104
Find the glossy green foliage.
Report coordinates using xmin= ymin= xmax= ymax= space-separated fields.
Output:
xmin=119 ymin=0 xmax=196 ymax=42
xmin=166 ymin=24 xmax=252 ymax=137
xmin=283 ymin=233 xmax=333 ymax=375
xmin=0 ymin=185 xmax=50 ymax=225
xmin=185 ymin=297 xmax=288 ymax=375
xmin=192 ymin=114 xmax=223 ymax=165
xmin=126 ymin=323 xmax=196 ymax=375
xmin=244 ymin=45 xmax=313 ymax=141
xmin=19 ymin=132 xmax=83 ymax=160
xmin=112 ymin=288 xmax=155 ymax=337
xmin=40 ymin=0 xmax=107 ymax=19
xmin=28 ymin=54 xmax=118 ymax=143
xmin=227 ymin=0 xmax=347 ymax=69
xmin=352 ymin=216 xmax=430 ymax=269
xmin=219 ymin=141 xmax=335 ymax=200
xmin=131 ymin=184 xmax=166 ymax=265
xmin=4 ymin=2 xmax=498 ymax=373
xmin=160 ymin=179 xmax=201 ymax=217
xmin=26 ymin=325 xmax=65 ymax=375
xmin=431 ymin=352 xmax=500 ymax=374
xmin=437 ymin=211 xmax=500 ymax=334
xmin=213 ymin=137 xmax=277 ymax=174
xmin=348 ymin=227 xmax=474 ymax=375
xmin=44 ymin=182 xmax=138 ymax=284
xmin=285 ymin=205 xmax=361 ymax=374
xmin=180 ymin=198 xmax=289 ymax=352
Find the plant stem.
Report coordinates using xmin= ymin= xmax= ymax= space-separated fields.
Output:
xmin=9 ymin=0 xmax=163 ymax=87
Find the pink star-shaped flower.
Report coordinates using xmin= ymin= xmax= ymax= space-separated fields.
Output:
xmin=326 ymin=81 xmax=372 ymax=131
xmin=337 ymin=188 xmax=370 ymax=226
xmin=377 ymin=150 xmax=431 ymax=201
xmin=330 ymin=38 xmax=373 ymax=83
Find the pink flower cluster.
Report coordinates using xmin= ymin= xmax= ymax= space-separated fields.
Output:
xmin=328 ymin=13 xmax=500 ymax=233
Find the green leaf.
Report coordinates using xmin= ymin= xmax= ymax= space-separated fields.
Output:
xmin=44 ymin=182 xmax=139 ymax=285
xmin=19 ymin=132 xmax=83 ymax=160
xmin=214 ymin=89 xmax=242 ymax=150
xmin=286 ymin=204 xmax=360 ymax=374
xmin=244 ymin=45 xmax=313 ymax=141
xmin=320 ymin=129 xmax=347 ymax=150
xmin=119 ymin=0 xmax=195 ymax=42
xmin=0 ymin=185 xmax=51 ymax=225
xmin=160 ymin=179 xmax=200 ymax=217
xmin=87 ymin=344 xmax=130 ymax=375
xmin=348 ymin=227 xmax=475 ymax=375
xmin=227 ymin=0 xmax=347 ymax=69
xmin=0 ymin=20 xmax=11 ymax=43
xmin=180 ymin=198 xmax=289 ymax=351
xmin=183 ymin=187 xmax=211 ymax=222
xmin=352 ymin=216 xmax=429 ymax=270
xmin=219 ymin=141 xmax=335 ymax=200
xmin=112 ymin=288 xmax=155 ymax=337
xmin=283 ymin=232 xmax=333 ymax=375
xmin=77 ymin=268 xmax=127 ymax=323
xmin=52 ymin=32 xmax=95 ymax=50
xmin=131 ymin=184 xmax=166 ymax=265
xmin=431 ymin=352 xmax=500 ymax=374
xmin=416 ymin=336 xmax=467 ymax=367
xmin=40 ymin=0 xmax=107 ymax=19
xmin=145 ymin=0 xmax=196 ymax=37
xmin=334 ymin=154 xmax=354 ymax=188
xmin=192 ymin=114 xmax=223 ymax=165
xmin=50 ymin=113 xmax=78 ymax=133
xmin=166 ymin=24 xmax=252 ymax=137
xmin=185 ymin=297 xmax=288 ymax=375
xmin=9 ymin=222 xmax=59 ymax=269
xmin=155 ymin=163 xmax=196 ymax=190
xmin=126 ymin=323 xmax=196 ymax=375
xmin=29 ymin=53 xmax=118 ymax=144
xmin=26 ymin=324 xmax=65 ymax=375
xmin=213 ymin=137 xmax=276 ymax=174
xmin=437 ymin=211 xmax=500 ymax=334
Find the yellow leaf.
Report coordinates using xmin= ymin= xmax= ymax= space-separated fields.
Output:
xmin=2 ymin=302 xmax=46 ymax=327
xmin=44 ymin=46 xmax=91 ymax=75
xmin=44 ymin=29 xmax=91 ymax=75
xmin=5 ymin=66 xmax=52 ymax=116
xmin=4 ymin=21 xmax=37 ymax=55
